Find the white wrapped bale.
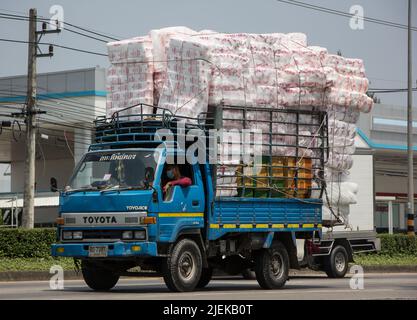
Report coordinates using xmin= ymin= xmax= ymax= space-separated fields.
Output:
xmin=323 ymin=54 xmax=366 ymax=77
xmin=150 ymin=26 xmax=198 ymax=72
xmin=106 ymin=36 xmax=154 ymax=118
xmin=157 ymin=36 xmax=210 ymax=117
xmin=325 ymin=87 xmax=373 ymax=113
xmin=322 ymin=204 xmax=351 ymax=225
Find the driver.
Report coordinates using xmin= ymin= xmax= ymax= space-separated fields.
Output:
xmin=163 ymin=164 xmax=192 ymax=194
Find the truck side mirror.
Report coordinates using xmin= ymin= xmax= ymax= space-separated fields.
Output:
xmin=152 ymin=189 xmax=158 ymax=203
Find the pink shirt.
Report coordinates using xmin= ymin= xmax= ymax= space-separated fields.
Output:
xmin=169 ymin=176 xmax=192 ymax=188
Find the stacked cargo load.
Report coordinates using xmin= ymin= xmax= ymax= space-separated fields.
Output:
xmin=105 ymin=27 xmax=373 ymax=228
xmin=319 ymin=55 xmax=372 ymax=226
xmin=106 ymin=36 xmax=154 ymax=118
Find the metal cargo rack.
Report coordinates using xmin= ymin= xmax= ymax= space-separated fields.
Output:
xmin=92 ymin=103 xmax=328 ymax=200
xmin=207 ymin=105 xmax=329 ymax=200
xmin=92 ymin=104 xmax=211 ymax=151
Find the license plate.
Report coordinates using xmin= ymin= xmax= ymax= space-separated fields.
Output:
xmin=88 ymin=246 xmax=108 ymax=257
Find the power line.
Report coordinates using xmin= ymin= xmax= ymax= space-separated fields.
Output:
xmin=276 ymin=0 xmax=417 ymax=32
xmin=0 ymin=11 xmax=121 ymax=41
xmin=368 ymin=87 xmax=417 ymax=93
xmin=0 ymin=93 xmax=105 ymax=124
xmin=1 ymin=117 xmax=94 ymax=144
xmin=0 ymin=88 xmax=106 ymax=115
xmin=0 ymin=127 xmax=92 ymax=151
xmin=0 ymin=38 xmax=108 ymax=56
xmin=37 ymin=118 xmax=94 ymax=132
xmin=0 ymin=103 xmax=96 ymax=132
xmin=0 ymin=14 xmax=110 ymax=43
xmin=0 ymin=86 xmax=106 ymax=110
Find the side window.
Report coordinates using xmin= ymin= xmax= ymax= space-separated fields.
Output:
xmin=161 ymin=164 xmax=194 ymax=201
xmin=178 ymin=164 xmax=194 ymax=185
xmin=161 ymin=164 xmax=194 ymax=186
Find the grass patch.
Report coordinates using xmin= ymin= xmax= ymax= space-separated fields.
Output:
xmin=354 ymin=254 xmax=417 ymax=266
xmin=0 ymin=257 xmax=75 ymax=272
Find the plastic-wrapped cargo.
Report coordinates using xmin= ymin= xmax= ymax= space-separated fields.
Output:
xmin=157 ymin=36 xmax=211 ymax=117
xmin=106 ymin=36 xmax=154 ymax=118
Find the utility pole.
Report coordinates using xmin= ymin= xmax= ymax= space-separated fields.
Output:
xmin=22 ymin=8 xmax=60 ymax=229
xmin=22 ymin=8 xmax=37 ymax=229
xmin=407 ymin=0 xmax=415 ymax=236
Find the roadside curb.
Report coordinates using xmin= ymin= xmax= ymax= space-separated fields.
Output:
xmin=0 ymin=271 xmax=82 ymax=282
xmin=0 ymin=265 xmax=416 ymax=281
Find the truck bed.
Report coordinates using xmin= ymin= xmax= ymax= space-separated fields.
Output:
xmin=208 ymin=197 xmax=322 ymax=240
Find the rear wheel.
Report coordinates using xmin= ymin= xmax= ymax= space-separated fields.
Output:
xmin=254 ymin=241 xmax=289 ymax=289
xmin=324 ymin=245 xmax=349 ymax=278
xmin=196 ymin=267 xmax=213 ymax=288
xmin=162 ymin=238 xmax=203 ymax=292
xmin=81 ymin=261 xmax=120 ymax=291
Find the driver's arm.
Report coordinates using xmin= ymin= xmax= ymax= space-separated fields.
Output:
xmin=169 ymin=177 xmax=192 ymax=188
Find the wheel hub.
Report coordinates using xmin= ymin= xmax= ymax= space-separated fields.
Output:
xmin=270 ymin=253 xmax=283 ymax=277
xmin=179 ymin=253 xmax=194 ymax=280
xmin=334 ymin=252 xmax=346 ymax=272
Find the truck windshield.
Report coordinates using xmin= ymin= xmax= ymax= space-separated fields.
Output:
xmin=67 ymin=150 xmax=158 ymax=191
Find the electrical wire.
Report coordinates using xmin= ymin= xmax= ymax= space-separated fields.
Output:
xmin=0 ymin=127 xmax=92 ymax=151
xmin=0 ymin=38 xmax=108 ymax=56
xmin=0 ymin=89 xmax=106 ymax=123
xmin=0 ymin=11 xmax=122 ymax=41
xmin=368 ymin=88 xmax=417 ymax=93
xmin=0 ymin=87 xmax=106 ymax=111
xmin=0 ymin=14 xmax=110 ymax=43
xmin=275 ymin=0 xmax=417 ymax=32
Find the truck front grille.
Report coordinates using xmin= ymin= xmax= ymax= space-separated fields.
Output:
xmin=61 ymin=229 xmax=147 ymax=242
xmin=82 ymin=230 xmax=123 ymax=240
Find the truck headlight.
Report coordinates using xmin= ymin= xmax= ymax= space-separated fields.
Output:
xmin=62 ymin=231 xmax=73 ymax=240
xmin=73 ymin=231 xmax=83 ymax=240
xmin=122 ymin=231 xmax=133 ymax=239
xmin=134 ymin=230 xmax=146 ymax=240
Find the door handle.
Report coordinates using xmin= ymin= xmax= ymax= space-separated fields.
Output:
xmin=192 ymin=200 xmax=199 ymax=206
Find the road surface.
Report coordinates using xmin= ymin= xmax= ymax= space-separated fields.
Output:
xmin=0 ymin=273 xmax=416 ymax=300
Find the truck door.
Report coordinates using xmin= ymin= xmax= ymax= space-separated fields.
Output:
xmin=157 ymin=163 xmax=205 ymax=242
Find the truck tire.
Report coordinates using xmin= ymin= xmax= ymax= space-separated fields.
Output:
xmin=254 ymin=241 xmax=289 ymax=289
xmin=81 ymin=261 xmax=119 ymax=291
xmin=196 ymin=267 xmax=213 ymax=288
xmin=324 ymin=245 xmax=349 ymax=278
xmin=162 ymin=238 xmax=203 ymax=292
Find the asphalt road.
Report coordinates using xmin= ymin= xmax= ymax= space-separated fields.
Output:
xmin=0 ymin=273 xmax=416 ymax=300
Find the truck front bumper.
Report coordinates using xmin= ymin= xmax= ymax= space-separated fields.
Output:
xmin=51 ymin=241 xmax=158 ymax=258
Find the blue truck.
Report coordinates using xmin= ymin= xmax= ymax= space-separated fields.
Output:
xmin=51 ymin=104 xmax=376 ymax=292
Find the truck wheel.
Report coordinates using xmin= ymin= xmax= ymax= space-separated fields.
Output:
xmin=81 ymin=261 xmax=119 ymax=291
xmin=162 ymin=238 xmax=203 ymax=292
xmin=254 ymin=241 xmax=289 ymax=289
xmin=324 ymin=245 xmax=349 ymax=278
xmin=196 ymin=267 xmax=213 ymax=288
xmin=242 ymin=268 xmax=256 ymax=280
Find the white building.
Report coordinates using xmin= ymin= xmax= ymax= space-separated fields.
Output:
xmin=0 ymin=67 xmax=106 ymax=226
xmin=355 ymin=103 xmax=417 ymax=233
